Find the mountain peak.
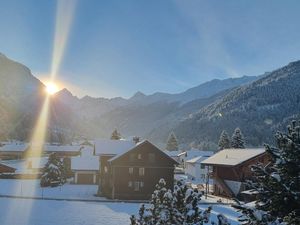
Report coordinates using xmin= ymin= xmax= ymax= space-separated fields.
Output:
xmin=130 ymin=91 xmax=146 ymax=100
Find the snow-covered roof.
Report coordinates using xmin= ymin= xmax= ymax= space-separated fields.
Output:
xmin=186 ymin=155 xmax=210 ymax=164
xmin=108 ymin=140 xmax=179 ymax=164
xmin=201 ymin=148 xmax=265 ymax=166
xmin=71 ymin=156 xmax=99 ymax=171
xmin=44 ymin=145 xmax=81 ymax=152
xmin=164 ymin=150 xmax=185 ymax=157
xmin=94 ymin=139 xmax=135 ymax=156
xmin=0 ymin=143 xmax=29 ymax=152
xmin=185 ymin=149 xmax=214 ymax=161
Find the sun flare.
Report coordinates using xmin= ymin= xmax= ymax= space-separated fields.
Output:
xmin=46 ymin=82 xmax=59 ymax=95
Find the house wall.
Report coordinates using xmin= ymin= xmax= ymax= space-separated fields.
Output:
xmin=212 ymin=153 xmax=269 ymax=198
xmin=101 ymin=142 xmax=176 ymax=200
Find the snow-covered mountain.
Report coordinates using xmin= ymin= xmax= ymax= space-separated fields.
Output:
xmin=171 ymin=60 xmax=300 ymax=147
xmin=0 ymin=52 xmax=265 ymax=146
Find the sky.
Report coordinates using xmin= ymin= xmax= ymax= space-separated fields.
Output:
xmin=0 ymin=0 xmax=300 ymax=98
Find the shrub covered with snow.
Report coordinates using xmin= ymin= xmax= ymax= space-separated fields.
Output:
xmin=130 ymin=179 xmax=229 ymax=225
xmin=40 ymin=153 xmax=66 ymax=187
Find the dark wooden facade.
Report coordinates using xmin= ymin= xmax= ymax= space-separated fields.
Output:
xmin=98 ymin=140 xmax=178 ymax=200
xmin=208 ymin=152 xmax=269 ymax=198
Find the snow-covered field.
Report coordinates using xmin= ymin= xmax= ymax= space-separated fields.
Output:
xmin=0 ymin=197 xmax=139 ymax=225
xmin=0 ymin=179 xmax=100 ymax=200
xmin=0 ymin=197 xmax=240 ymax=225
xmin=0 ymin=179 xmax=241 ymax=224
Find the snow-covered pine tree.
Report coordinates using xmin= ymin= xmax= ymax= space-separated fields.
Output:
xmin=131 ymin=179 xmax=228 ymax=225
xmin=40 ymin=153 xmax=66 ymax=187
xmin=166 ymin=132 xmax=179 ymax=151
xmin=218 ymin=130 xmax=231 ymax=150
xmin=231 ymin=127 xmax=245 ymax=149
xmin=110 ymin=129 xmax=121 ymax=140
xmin=234 ymin=120 xmax=300 ymax=225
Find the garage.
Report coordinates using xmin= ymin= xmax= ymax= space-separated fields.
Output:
xmin=77 ymin=173 xmax=95 ymax=184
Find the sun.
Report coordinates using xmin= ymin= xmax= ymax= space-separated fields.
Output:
xmin=45 ymin=82 xmax=59 ymax=95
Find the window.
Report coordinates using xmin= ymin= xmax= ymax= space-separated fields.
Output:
xmin=201 ymin=164 xmax=205 ymax=169
xmin=137 ymin=153 xmax=142 ymax=160
xmin=140 ymin=181 xmax=144 ymax=188
xmin=134 ymin=181 xmax=140 ymax=191
xmin=104 ymin=166 xmax=108 ymax=173
xmin=149 ymin=153 xmax=155 ymax=163
xmin=129 ymin=167 xmax=134 ymax=175
xmin=139 ymin=167 xmax=145 ymax=176
xmin=128 ymin=181 xmax=132 ymax=187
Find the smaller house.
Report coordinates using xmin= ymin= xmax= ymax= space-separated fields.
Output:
xmin=71 ymin=156 xmax=99 ymax=184
xmin=201 ymin=148 xmax=269 ymax=199
xmin=185 ymin=154 xmax=213 ymax=183
xmin=0 ymin=143 xmax=29 ymax=159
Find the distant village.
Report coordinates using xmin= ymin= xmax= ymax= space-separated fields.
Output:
xmin=0 ymin=127 xmax=269 ymax=202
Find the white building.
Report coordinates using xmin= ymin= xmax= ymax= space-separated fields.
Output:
xmin=184 ymin=150 xmax=214 ymax=183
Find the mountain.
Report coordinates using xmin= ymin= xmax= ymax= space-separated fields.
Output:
xmin=173 ymin=61 xmax=300 ymax=147
xmin=0 ymin=53 xmax=82 ymax=141
xmin=0 ymin=52 xmax=264 ymax=147
xmin=53 ymin=75 xmax=259 ymax=141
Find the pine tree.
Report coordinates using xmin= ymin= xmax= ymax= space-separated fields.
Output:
xmin=130 ymin=179 xmax=228 ymax=225
xmin=234 ymin=120 xmax=300 ymax=225
xmin=231 ymin=128 xmax=245 ymax=149
xmin=218 ymin=130 xmax=231 ymax=150
xmin=40 ymin=153 xmax=66 ymax=187
xmin=110 ymin=129 xmax=121 ymax=140
xmin=166 ymin=132 xmax=179 ymax=151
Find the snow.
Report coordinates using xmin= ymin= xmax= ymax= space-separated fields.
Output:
xmin=42 ymin=144 xmax=81 ymax=152
xmin=186 ymin=155 xmax=210 ymax=164
xmin=0 ymin=198 xmax=139 ymax=225
xmin=94 ymin=139 xmax=135 ymax=156
xmin=71 ymin=156 xmax=99 ymax=171
xmin=0 ymin=179 xmax=99 ymax=200
xmin=201 ymin=148 xmax=265 ymax=166
xmin=185 ymin=149 xmax=214 ymax=161
xmin=0 ymin=143 xmax=28 ymax=152
xmin=0 ymin=179 xmax=241 ymax=224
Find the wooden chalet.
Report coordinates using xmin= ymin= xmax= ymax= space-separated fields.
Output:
xmin=201 ymin=148 xmax=269 ymax=199
xmin=95 ymin=139 xmax=178 ymax=200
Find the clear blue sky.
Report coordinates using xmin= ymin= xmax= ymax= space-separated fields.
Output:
xmin=0 ymin=0 xmax=300 ymax=98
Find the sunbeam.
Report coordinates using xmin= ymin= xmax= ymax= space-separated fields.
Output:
xmin=50 ymin=0 xmax=77 ymax=80
xmin=6 ymin=1 xmax=77 ymax=224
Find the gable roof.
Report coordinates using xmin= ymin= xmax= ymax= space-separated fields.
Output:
xmin=201 ymin=148 xmax=265 ymax=167
xmin=186 ymin=155 xmax=210 ymax=164
xmin=185 ymin=149 xmax=214 ymax=161
xmin=108 ymin=140 xmax=179 ymax=165
xmin=71 ymin=156 xmax=99 ymax=171
xmin=0 ymin=143 xmax=29 ymax=152
xmin=94 ymin=139 xmax=135 ymax=156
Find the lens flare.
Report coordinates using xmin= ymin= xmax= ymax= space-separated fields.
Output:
xmin=45 ymin=82 xmax=59 ymax=95
xmin=50 ymin=0 xmax=77 ymax=80
xmin=6 ymin=1 xmax=77 ymax=223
